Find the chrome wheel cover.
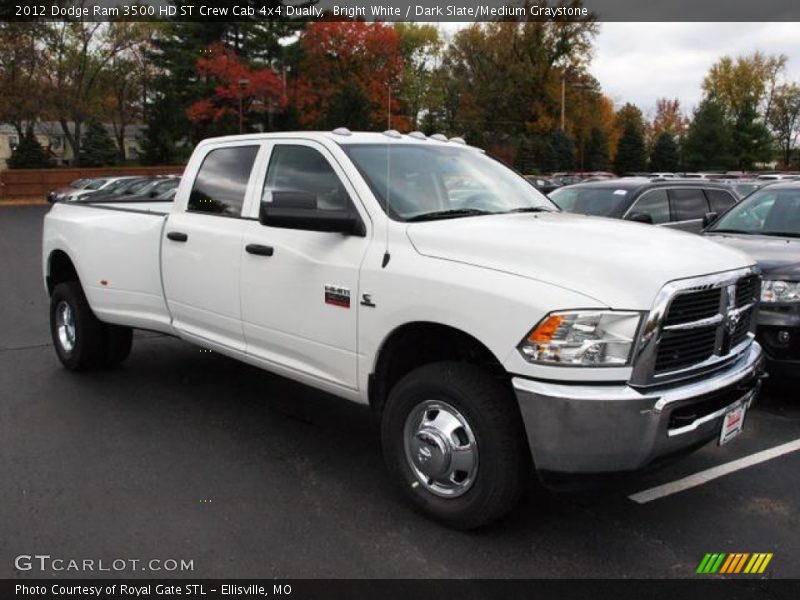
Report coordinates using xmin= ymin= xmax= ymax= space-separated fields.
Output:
xmin=403 ymin=400 xmax=478 ymax=498
xmin=55 ymin=300 xmax=76 ymax=354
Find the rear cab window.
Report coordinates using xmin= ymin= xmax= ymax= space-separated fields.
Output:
xmin=188 ymin=146 xmax=260 ymax=217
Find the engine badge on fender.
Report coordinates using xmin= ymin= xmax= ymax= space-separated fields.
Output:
xmin=324 ymin=285 xmax=351 ymax=308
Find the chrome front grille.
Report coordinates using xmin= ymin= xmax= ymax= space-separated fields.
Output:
xmin=631 ymin=268 xmax=760 ymax=386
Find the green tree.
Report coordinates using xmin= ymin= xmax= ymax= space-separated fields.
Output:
xmin=584 ymin=127 xmax=609 ymax=171
xmin=551 ymin=129 xmax=576 ymax=171
xmin=731 ymin=100 xmax=773 ymax=169
xmin=682 ymin=98 xmax=733 ymax=171
xmin=78 ymin=121 xmax=117 ymax=167
xmin=7 ymin=128 xmax=53 ymax=169
xmin=769 ymin=83 xmax=800 ymax=167
xmin=649 ymin=132 xmax=679 ymax=171
xmin=613 ymin=122 xmax=647 ymax=174
xmin=394 ymin=23 xmax=442 ymax=129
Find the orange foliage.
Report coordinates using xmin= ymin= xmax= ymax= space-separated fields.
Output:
xmin=186 ymin=43 xmax=285 ymax=124
xmin=293 ymin=22 xmax=404 ymax=129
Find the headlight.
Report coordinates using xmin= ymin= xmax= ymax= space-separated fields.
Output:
xmin=518 ymin=310 xmax=642 ymax=366
xmin=761 ymin=280 xmax=800 ymax=303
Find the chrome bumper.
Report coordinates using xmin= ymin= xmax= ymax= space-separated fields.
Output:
xmin=512 ymin=342 xmax=765 ymax=474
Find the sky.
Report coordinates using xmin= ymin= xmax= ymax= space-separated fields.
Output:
xmin=439 ymin=22 xmax=800 ymax=118
xmin=591 ymin=22 xmax=800 ymax=117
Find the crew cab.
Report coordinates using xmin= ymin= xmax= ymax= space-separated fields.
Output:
xmin=43 ymin=131 xmax=765 ymax=529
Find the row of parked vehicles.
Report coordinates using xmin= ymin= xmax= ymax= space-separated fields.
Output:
xmin=545 ymin=176 xmax=799 ymax=379
xmin=42 ymin=131 xmax=796 ymax=528
xmin=46 ymin=174 xmax=181 ymax=205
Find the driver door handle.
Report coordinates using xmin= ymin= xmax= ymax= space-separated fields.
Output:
xmin=245 ymin=244 xmax=274 ymax=257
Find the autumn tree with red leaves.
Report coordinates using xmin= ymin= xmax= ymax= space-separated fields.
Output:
xmin=186 ymin=42 xmax=285 ymax=131
xmin=293 ymin=22 xmax=405 ymax=131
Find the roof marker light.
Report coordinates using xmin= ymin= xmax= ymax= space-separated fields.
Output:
xmin=449 ymin=137 xmax=467 ymax=145
xmin=430 ymin=133 xmax=448 ymax=142
xmin=407 ymin=131 xmax=426 ymax=140
xmin=382 ymin=129 xmax=402 ymax=139
xmin=332 ymin=127 xmax=352 ymax=136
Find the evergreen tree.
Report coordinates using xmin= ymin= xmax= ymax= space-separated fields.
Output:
xmin=584 ymin=127 xmax=609 ymax=171
xmin=551 ymin=129 xmax=576 ymax=171
xmin=649 ymin=132 xmax=679 ymax=171
xmin=613 ymin=122 xmax=647 ymax=174
xmin=514 ymin=135 xmax=538 ymax=174
xmin=731 ymin=100 xmax=773 ymax=170
xmin=682 ymin=98 xmax=733 ymax=171
xmin=7 ymin=129 xmax=53 ymax=169
xmin=78 ymin=122 xmax=117 ymax=167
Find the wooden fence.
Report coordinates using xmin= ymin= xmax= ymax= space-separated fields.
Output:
xmin=0 ymin=166 xmax=184 ymax=200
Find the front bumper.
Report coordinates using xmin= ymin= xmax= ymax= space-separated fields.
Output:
xmin=513 ymin=342 xmax=765 ymax=474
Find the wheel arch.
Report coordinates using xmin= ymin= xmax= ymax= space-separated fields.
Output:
xmin=46 ymin=249 xmax=81 ymax=296
xmin=368 ymin=321 xmax=510 ymax=413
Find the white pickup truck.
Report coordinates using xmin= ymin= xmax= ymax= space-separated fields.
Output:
xmin=43 ymin=130 xmax=765 ymax=528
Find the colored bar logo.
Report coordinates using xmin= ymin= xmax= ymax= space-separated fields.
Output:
xmin=696 ymin=553 xmax=773 ymax=574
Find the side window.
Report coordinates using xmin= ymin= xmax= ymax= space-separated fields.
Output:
xmin=629 ymin=189 xmax=670 ymax=224
xmin=669 ymin=188 xmax=709 ymax=221
xmin=188 ymin=146 xmax=259 ymax=216
xmin=264 ymin=145 xmax=349 ymax=211
xmin=706 ymin=189 xmax=737 ymax=213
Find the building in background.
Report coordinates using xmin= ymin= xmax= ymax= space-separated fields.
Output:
xmin=0 ymin=122 xmax=145 ymax=170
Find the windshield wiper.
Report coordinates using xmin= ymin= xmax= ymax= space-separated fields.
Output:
xmin=406 ymin=208 xmax=495 ymax=222
xmin=760 ymin=231 xmax=800 ymax=239
xmin=507 ymin=206 xmax=557 ymax=214
xmin=708 ymin=228 xmax=753 ymax=235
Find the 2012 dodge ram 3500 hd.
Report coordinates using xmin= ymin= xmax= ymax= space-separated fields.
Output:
xmin=43 ymin=131 xmax=765 ymax=529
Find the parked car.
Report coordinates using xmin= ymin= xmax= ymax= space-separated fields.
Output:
xmin=46 ymin=178 xmax=93 ymax=204
xmin=43 ymin=130 xmax=764 ymax=529
xmin=755 ymin=173 xmax=799 ymax=181
xmin=71 ymin=176 xmax=154 ymax=202
xmin=61 ymin=176 xmax=141 ymax=203
xmin=725 ymin=179 xmax=776 ymax=199
xmin=704 ymin=182 xmax=800 ymax=378
xmin=550 ymin=178 xmax=740 ymax=233
xmin=86 ymin=176 xmax=180 ymax=202
xmin=649 ymin=172 xmax=677 ymax=179
xmin=524 ymin=175 xmax=561 ymax=194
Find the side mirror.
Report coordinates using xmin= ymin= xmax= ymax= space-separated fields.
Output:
xmin=702 ymin=211 xmax=719 ymax=228
xmin=628 ymin=211 xmax=653 ymax=225
xmin=260 ymin=191 xmax=365 ymax=237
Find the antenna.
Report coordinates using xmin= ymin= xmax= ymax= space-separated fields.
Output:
xmin=382 ymin=140 xmax=391 ymax=268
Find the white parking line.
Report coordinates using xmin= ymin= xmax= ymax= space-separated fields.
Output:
xmin=629 ymin=438 xmax=800 ymax=504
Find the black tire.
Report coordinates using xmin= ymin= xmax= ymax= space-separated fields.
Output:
xmin=104 ymin=324 xmax=133 ymax=367
xmin=50 ymin=282 xmax=106 ymax=371
xmin=381 ymin=361 xmax=530 ymax=530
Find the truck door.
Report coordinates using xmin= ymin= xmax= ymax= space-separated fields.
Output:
xmin=162 ymin=143 xmax=261 ymax=351
xmin=239 ymin=142 xmax=370 ymax=389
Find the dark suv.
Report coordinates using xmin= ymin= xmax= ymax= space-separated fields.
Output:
xmin=550 ymin=178 xmax=740 ymax=233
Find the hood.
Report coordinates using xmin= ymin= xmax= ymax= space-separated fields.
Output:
xmin=406 ymin=212 xmax=754 ymax=309
xmin=705 ymin=232 xmax=800 ymax=279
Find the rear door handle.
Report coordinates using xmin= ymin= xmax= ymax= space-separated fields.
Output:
xmin=167 ymin=231 xmax=188 ymax=242
xmin=245 ymin=244 xmax=274 ymax=257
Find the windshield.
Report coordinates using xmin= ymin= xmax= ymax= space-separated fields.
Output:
xmin=343 ymin=144 xmax=556 ymax=221
xmin=549 ymin=186 xmax=630 ymax=217
xmin=708 ymin=188 xmax=800 ymax=237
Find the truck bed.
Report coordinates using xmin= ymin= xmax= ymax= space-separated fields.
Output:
xmin=43 ymin=201 xmax=174 ymax=333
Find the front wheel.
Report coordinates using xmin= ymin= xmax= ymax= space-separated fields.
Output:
xmin=381 ymin=361 xmax=530 ymax=529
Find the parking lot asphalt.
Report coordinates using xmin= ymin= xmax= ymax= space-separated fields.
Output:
xmin=1 ymin=205 xmax=798 ymax=579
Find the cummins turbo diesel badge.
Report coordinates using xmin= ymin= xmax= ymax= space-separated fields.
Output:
xmin=324 ymin=285 xmax=351 ymax=308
